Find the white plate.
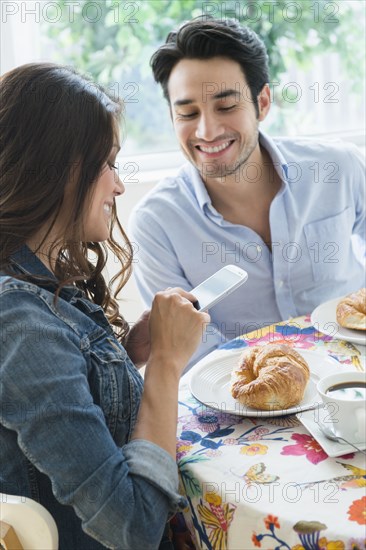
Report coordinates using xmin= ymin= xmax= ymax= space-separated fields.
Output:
xmin=189 ymin=349 xmax=341 ymax=417
xmin=297 ymin=406 xmax=366 ymax=457
xmin=311 ymin=296 xmax=366 ymax=346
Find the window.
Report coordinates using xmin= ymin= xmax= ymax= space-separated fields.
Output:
xmin=1 ymin=0 xmax=364 ymax=322
xmin=1 ymin=0 xmax=365 ymax=173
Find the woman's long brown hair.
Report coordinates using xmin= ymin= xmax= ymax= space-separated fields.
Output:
xmin=0 ymin=63 xmax=133 ymax=341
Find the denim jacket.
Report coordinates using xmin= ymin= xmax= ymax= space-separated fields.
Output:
xmin=0 ymin=246 xmax=186 ymax=549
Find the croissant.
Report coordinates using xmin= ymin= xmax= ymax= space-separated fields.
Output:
xmin=336 ymin=288 xmax=366 ymax=331
xmin=230 ymin=344 xmax=310 ymax=411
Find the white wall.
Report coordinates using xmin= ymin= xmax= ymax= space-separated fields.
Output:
xmin=107 ymin=181 xmax=155 ymax=325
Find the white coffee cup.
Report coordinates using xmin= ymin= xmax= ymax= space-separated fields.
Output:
xmin=317 ymin=371 xmax=366 ymax=443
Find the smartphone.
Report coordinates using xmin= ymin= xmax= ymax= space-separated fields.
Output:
xmin=191 ymin=265 xmax=248 ymax=312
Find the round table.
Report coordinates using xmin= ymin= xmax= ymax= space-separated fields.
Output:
xmin=176 ymin=315 xmax=366 ymax=550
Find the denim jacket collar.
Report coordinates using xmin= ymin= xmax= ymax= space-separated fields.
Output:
xmin=9 ymin=244 xmax=82 ymax=302
xmin=10 ymin=244 xmax=55 ymax=278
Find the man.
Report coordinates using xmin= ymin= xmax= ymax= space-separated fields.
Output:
xmin=129 ymin=17 xmax=365 ymax=367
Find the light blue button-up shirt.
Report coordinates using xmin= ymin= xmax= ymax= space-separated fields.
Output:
xmin=129 ymin=132 xmax=365 ymax=367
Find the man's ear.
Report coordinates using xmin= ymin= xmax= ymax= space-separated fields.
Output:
xmin=257 ymin=84 xmax=271 ymax=121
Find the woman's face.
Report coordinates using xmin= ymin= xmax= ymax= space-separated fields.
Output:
xmin=83 ymin=144 xmax=124 ymax=242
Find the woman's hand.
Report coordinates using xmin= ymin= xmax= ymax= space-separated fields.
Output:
xmin=132 ymin=288 xmax=210 ymax=457
xmin=124 ymin=310 xmax=151 ymax=368
xmin=148 ymin=287 xmax=210 ymax=375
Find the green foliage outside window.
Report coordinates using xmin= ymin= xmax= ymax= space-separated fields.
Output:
xmin=42 ymin=0 xmax=364 ymax=153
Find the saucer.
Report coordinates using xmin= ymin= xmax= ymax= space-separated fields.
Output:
xmin=297 ymin=406 xmax=366 ymax=457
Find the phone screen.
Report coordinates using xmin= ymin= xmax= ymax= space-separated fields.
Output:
xmin=193 ymin=268 xmax=244 ymax=311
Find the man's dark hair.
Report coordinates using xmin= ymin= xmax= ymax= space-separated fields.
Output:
xmin=150 ymin=17 xmax=269 ymax=116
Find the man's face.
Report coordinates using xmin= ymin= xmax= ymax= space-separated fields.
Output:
xmin=167 ymin=56 xmax=270 ymax=183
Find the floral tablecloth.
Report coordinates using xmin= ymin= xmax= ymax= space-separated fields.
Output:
xmin=177 ymin=315 xmax=366 ymax=550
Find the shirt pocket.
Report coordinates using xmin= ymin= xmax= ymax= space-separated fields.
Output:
xmin=304 ymin=206 xmax=354 ymax=282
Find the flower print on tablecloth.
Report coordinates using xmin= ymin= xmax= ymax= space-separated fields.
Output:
xmin=236 ymin=425 xmax=293 ymax=445
xmin=248 ymin=325 xmax=324 ymax=348
xmin=252 ymin=516 xmax=347 ymax=550
xmin=230 ymin=462 xmax=279 ymax=485
xmin=179 ymin=409 xmax=242 ymax=433
xmin=181 ymin=460 xmax=279 ymax=547
xmin=177 ymin=440 xmax=194 ymax=461
xmin=267 ymin=416 xmax=301 ymax=428
xmin=178 ymin=393 xmax=295 ymax=458
xmin=219 ymin=318 xmax=363 ymax=370
xmin=178 ymin=457 xmax=237 ymax=550
xmin=177 ymin=422 xmax=293 ymax=458
xmin=281 ymin=433 xmax=355 ymax=464
xmin=335 ymin=462 xmax=366 ymax=490
xmin=348 ymin=496 xmax=366 ymax=525
xmin=235 ymin=424 xmax=292 ymax=446
xmin=296 ymin=461 xmax=366 ymax=495
xmin=246 ymin=427 xmax=270 ymax=440
xmin=178 ymin=426 xmax=235 ymax=457
xmin=178 ymin=399 xmax=245 ymax=431
xmin=240 ymin=443 xmax=268 ymax=456
xmin=220 ymin=322 xmax=326 ymax=349
xmin=347 ymin=538 xmax=366 ymax=550
xmin=281 ymin=433 xmax=328 ymax=464
xmin=197 ymin=492 xmax=236 ymax=550
xmin=293 ymin=520 xmax=344 ymax=550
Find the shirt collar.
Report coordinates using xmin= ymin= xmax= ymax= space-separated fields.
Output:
xmin=180 ymin=162 xmax=212 ymax=211
xmin=182 ymin=130 xmax=290 ymax=212
xmin=258 ymin=131 xmax=289 ymax=182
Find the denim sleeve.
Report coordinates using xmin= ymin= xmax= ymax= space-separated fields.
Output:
xmin=0 ymin=287 xmax=185 ymax=550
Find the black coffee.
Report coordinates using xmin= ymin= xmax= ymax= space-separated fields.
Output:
xmin=326 ymin=382 xmax=366 ymax=401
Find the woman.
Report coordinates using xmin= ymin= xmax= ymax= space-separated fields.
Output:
xmin=0 ymin=63 xmax=209 ymax=549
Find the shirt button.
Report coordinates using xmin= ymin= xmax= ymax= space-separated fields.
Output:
xmin=256 ymin=245 xmax=262 ymax=252
xmin=278 ymin=280 xmax=284 ymax=288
